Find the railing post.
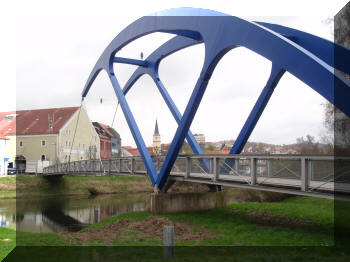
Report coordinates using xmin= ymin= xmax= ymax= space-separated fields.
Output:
xmin=212 ymin=157 xmax=220 ymax=182
xmin=119 ymin=158 xmax=122 ymax=173
xmin=250 ymin=158 xmax=257 ymax=185
xmin=185 ymin=157 xmax=191 ymax=179
xmin=234 ymin=158 xmax=239 ymax=174
xmin=308 ymin=159 xmax=314 ymax=181
xmin=108 ymin=158 xmax=111 ymax=174
xmin=267 ymin=159 xmax=272 ymax=177
xmin=131 ymin=157 xmax=135 ymax=175
xmin=301 ymin=157 xmax=309 ymax=191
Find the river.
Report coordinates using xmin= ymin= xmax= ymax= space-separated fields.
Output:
xmin=0 ymin=193 xmax=150 ymax=233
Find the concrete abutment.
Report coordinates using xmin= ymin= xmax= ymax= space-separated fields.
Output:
xmin=150 ymin=191 xmax=226 ymax=214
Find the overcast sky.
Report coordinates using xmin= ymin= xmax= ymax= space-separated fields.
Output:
xmin=0 ymin=0 xmax=347 ymax=147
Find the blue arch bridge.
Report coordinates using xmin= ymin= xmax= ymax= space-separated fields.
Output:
xmin=44 ymin=8 xmax=350 ymax=201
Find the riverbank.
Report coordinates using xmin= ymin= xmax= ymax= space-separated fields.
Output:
xmin=0 ymin=175 xmax=288 ymax=202
xmin=0 ymin=175 xmax=155 ymax=199
xmin=1 ymin=196 xmax=342 ymax=261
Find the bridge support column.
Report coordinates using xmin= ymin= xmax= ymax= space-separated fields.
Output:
xmin=150 ymin=191 xmax=226 ymax=214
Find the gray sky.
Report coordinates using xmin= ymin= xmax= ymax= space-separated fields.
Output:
xmin=1 ymin=0 xmax=347 ymax=147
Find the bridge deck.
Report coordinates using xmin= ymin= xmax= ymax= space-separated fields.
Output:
xmin=43 ymin=155 xmax=350 ymax=201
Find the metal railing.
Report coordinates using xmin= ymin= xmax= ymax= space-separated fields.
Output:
xmin=43 ymin=154 xmax=350 ymax=198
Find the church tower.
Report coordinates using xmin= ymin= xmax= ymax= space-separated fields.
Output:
xmin=153 ymin=120 xmax=161 ymax=155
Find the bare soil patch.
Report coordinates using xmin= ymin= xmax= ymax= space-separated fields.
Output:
xmin=62 ymin=216 xmax=215 ymax=244
xmin=231 ymin=210 xmax=311 ymax=229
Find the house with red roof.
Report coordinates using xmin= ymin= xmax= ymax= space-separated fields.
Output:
xmin=0 ymin=106 xmax=100 ymax=172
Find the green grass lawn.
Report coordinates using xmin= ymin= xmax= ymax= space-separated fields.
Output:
xmin=0 ymin=228 xmax=15 ymax=261
xmin=1 ymin=196 xmax=346 ymax=262
xmin=83 ymin=196 xmax=334 ymax=246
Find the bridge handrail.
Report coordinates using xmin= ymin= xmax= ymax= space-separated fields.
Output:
xmin=43 ymin=154 xmax=344 ymax=175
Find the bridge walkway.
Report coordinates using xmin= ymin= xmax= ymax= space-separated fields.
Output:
xmin=43 ymin=154 xmax=350 ymax=201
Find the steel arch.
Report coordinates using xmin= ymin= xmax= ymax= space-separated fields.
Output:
xmin=82 ymin=7 xmax=350 ymax=190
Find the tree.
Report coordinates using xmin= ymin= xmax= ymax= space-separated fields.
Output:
xmin=322 ymin=4 xmax=350 ymax=154
xmin=296 ymin=135 xmax=322 ymax=154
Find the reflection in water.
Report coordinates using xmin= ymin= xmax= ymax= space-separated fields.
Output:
xmin=0 ymin=193 xmax=149 ymax=233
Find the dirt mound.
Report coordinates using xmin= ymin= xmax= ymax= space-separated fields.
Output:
xmin=62 ymin=216 xmax=214 ymax=245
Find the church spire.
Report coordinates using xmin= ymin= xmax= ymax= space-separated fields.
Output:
xmin=153 ymin=119 xmax=161 ymax=155
xmin=154 ymin=119 xmax=160 ymax=136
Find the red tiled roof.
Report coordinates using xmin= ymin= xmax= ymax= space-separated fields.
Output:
xmin=122 ymin=146 xmax=154 ymax=156
xmin=0 ymin=134 xmax=9 ymax=140
xmin=0 ymin=107 xmax=79 ymax=136
xmin=99 ymin=123 xmax=116 ymax=138
xmin=93 ymin=123 xmax=110 ymax=140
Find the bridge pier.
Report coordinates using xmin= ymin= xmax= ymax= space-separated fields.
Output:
xmin=150 ymin=191 xmax=226 ymax=214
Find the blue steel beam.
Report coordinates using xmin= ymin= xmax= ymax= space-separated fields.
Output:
xmin=230 ymin=65 xmax=286 ymax=154
xmin=108 ymin=73 xmax=158 ymax=185
xmin=122 ymin=36 xmax=199 ymax=95
xmin=221 ymin=64 xmax=286 ymax=173
xmin=256 ymin=22 xmax=350 ymax=76
xmin=156 ymin=67 xmax=213 ymax=188
xmin=152 ymin=77 xmax=206 ymax=156
xmin=113 ymin=57 xmax=149 ymax=67
xmin=81 ymin=7 xmax=350 ymax=190
xmin=121 ymin=36 xmax=209 ymax=169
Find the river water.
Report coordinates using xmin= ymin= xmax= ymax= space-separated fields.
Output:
xmin=0 ymin=193 xmax=150 ymax=233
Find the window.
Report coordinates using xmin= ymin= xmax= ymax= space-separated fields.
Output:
xmin=65 ymin=141 xmax=68 ymax=147
xmin=41 ymin=140 xmax=46 ymax=146
xmin=19 ymin=141 xmax=23 ymax=147
xmin=41 ymin=155 xmax=46 ymax=161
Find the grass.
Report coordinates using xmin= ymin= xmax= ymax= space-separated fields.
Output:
xmin=0 ymin=178 xmax=16 ymax=182
xmin=0 ymin=228 xmax=15 ymax=261
xmin=229 ymin=196 xmax=334 ymax=226
xmin=2 ymin=196 xmax=348 ymax=261
xmin=0 ymin=192 xmax=16 ymax=199
xmin=80 ymin=196 xmax=334 ymax=246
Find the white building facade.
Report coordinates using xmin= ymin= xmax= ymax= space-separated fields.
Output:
xmin=0 ymin=136 xmax=9 ymax=175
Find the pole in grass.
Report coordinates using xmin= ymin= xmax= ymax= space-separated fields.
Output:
xmin=163 ymin=225 xmax=174 ymax=258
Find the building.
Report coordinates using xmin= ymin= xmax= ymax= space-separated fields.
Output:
xmin=0 ymin=106 xmax=100 ymax=171
xmin=122 ymin=146 xmax=153 ymax=157
xmin=93 ymin=122 xmax=121 ymax=159
xmin=0 ymin=135 xmax=9 ymax=175
xmin=107 ymin=126 xmax=121 ymax=157
xmin=152 ymin=120 xmax=161 ymax=155
xmin=194 ymin=133 xmax=205 ymax=144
